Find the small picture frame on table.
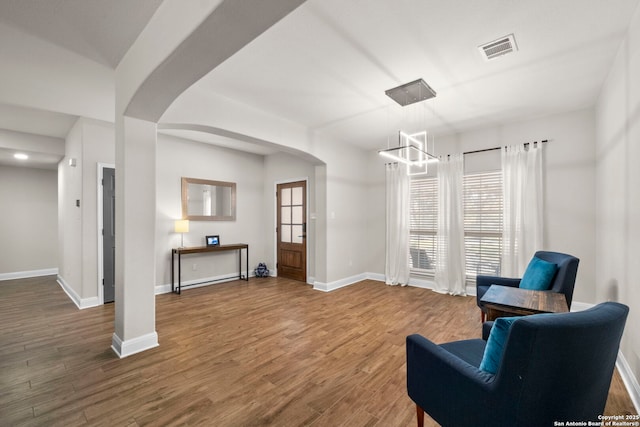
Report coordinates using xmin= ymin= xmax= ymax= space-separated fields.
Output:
xmin=206 ymin=235 xmax=220 ymax=247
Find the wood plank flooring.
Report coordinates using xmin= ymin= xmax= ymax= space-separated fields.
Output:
xmin=0 ymin=276 xmax=636 ymax=426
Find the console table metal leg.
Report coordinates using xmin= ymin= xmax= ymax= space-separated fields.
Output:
xmin=171 ymin=250 xmax=175 ymax=293
xmin=177 ymin=252 xmax=182 ymax=295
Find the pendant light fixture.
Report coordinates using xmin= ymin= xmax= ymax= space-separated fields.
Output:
xmin=379 ymin=79 xmax=438 ymax=175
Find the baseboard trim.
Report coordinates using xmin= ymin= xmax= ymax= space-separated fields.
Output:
xmin=155 ymin=283 xmax=172 ymax=295
xmin=155 ymin=272 xmax=256 ymax=295
xmin=366 ymin=274 xmax=477 ymax=295
xmin=79 ymin=296 xmax=100 ymax=309
xmin=408 ymin=276 xmax=435 ymax=290
xmin=0 ymin=268 xmax=58 ymax=281
xmin=313 ymin=273 xmax=369 ymax=292
xmin=57 ymin=275 xmax=101 ymax=309
xmin=111 ymin=331 xmax=159 ymax=358
xmin=57 ymin=275 xmax=80 ymax=308
xmin=313 ymin=272 xmax=441 ymax=292
xmin=363 ymin=272 xmax=382 ymax=282
xmin=617 ymin=350 xmax=640 ymax=414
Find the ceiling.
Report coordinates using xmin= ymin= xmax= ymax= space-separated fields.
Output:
xmin=0 ymin=0 xmax=638 ymax=168
xmin=0 ymin=0 xmax=163 ymax=68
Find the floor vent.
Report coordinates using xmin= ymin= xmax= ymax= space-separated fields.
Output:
xmin=479 ymin=34 xmax=518 ymax=60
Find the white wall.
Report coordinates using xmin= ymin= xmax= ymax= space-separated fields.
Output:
xmin=0 ymin=165 xmax=58 ymax=277
xmin=365 ymin=151 xmax=387 ymax=275
xmin=596 ymin=1 xmax=640 ymax=396
xmin=58 ymin=119 xmax=83 ymax=297
xmin=81 ymin=120 xmax=117 ymax=300
xmin=155 ymin=134 xmax=267 ymax=288
xmin=364 ymin=108 xmax=597 ymax=304
xmin=315 ymin=140 xmax=370 ymax=285
xmin=58 ymin=118 xmax=115 ymax=304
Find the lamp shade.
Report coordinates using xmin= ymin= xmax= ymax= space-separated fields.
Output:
xmin=174 ymin=219 xmax=189 ymax=233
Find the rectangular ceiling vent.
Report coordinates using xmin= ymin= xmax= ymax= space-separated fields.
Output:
xmin=479 ymin=34 xmax=518 ymax=60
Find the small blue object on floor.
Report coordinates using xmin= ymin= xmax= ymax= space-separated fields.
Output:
xmin=254 ymin=263 xmax=269 ymax=277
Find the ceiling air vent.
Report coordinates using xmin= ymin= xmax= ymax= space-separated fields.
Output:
xmin=479 ymin=34 xmax=518 ymax=60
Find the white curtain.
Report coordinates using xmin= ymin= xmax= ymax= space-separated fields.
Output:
xmin=385 ymin=163 xmax=410 ymax=286
xmin=434 ymin=154 xmax=466 ymax=295
xmin=501 ymin=143 xmax=543 ymax=277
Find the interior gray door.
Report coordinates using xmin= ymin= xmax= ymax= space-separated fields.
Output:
xmin=103 ymin=167 xmax=115 ymax=303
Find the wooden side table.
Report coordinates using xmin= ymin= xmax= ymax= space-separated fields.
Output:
xmin=480 ymin=285 xmax=569 ymax=321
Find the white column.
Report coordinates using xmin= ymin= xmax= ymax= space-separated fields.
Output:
xmin=111 ymin=115 xmax=158 ymax=357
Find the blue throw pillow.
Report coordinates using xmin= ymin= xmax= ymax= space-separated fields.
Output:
xmin=479 ymin=316 xmax=519 ymax=374
xmin=519 ymin=257 xmax=558 ymax=290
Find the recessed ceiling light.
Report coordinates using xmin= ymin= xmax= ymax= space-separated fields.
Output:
xmin=14 ymin=153 xmax=29 ymax=160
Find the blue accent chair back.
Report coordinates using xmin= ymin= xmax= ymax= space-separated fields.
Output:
xmin=476 ymin=250 xmax=579 ymax=321
xmin=406 ymin=302 xmax=629 ymax=427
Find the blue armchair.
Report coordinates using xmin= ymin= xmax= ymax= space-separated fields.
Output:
xmin=406 ymin=302 xmax=628 ymax=427
xmin=476 ymin=251 xmax=579 ymax=321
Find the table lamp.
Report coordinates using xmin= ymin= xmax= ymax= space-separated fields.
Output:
xmin=174 ymin=219 xmax=189 ymax=248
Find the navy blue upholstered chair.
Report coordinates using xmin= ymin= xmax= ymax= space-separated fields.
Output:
xmin=476 ymin=251 xmax=580 ymax=322
xmin=406 ymin=302 xmax=628 ymax=427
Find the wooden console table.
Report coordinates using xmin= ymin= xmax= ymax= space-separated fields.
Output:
xmin=171 ymin=244 xmax=249 ymax=294
xmin=480 ymin=284 xmax=568 ymax=321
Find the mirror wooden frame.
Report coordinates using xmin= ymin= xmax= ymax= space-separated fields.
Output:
xmin=181 ymin=177 xmax=236 ymax=221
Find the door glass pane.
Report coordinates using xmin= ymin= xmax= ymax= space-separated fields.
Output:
xmin=292 ymin=206 xmax=303 ymax=224
xmin=281 ymin=206 xmax=291 ymax=224
xmin=292 ymin=225 xmax=304 ymax=244
xmin=281 ymin=188 xmax=291 ymax=206
xmin=292 ymin=187 xmax=303 ymax=205
xmin=281 ymin=225 xmax=291 ymax=243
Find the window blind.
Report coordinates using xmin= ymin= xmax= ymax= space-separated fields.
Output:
xmin=409 ymin=171 xmax=503 ymax=279
xmin=463 ymin=171 xmax=503 ymax=278
xmin=409 ymin=177 xmax=437 ymax=272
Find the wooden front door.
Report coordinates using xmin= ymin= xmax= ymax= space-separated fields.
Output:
xmin=277 ymin=181 xmax=307 ymax=282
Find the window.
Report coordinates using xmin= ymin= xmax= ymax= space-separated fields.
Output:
xmin=463 ymin=171 xmax=503 ymax=278
xmin=409 ymin=177 xmax=437 ymax=273
xmin=409 ymin=170 xmax=503 ymax=279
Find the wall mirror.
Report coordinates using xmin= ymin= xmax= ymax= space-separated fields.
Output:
xmin=181 ymin=177 xmax=236 ymax=221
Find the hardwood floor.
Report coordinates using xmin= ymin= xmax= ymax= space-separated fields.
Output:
xmin=0 ymin=276 xmax=636 ymax=426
